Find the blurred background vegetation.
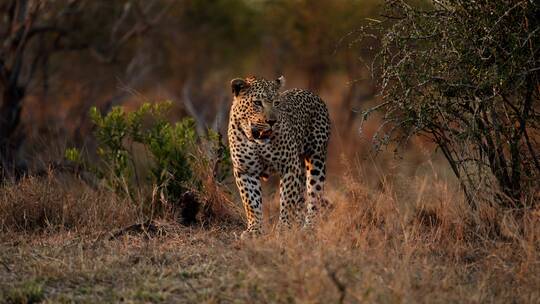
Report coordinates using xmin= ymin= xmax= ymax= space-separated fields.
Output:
xmin=1 ymin=0 xmax=538 ymax=211
xmin=0 ymin=0 xmax=384 ymax=173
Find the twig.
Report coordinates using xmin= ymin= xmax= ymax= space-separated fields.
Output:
xmin=108 ymin=219 xmax=159 ymax=240
xmin=324 ymin=263 xmax=347 ymax=304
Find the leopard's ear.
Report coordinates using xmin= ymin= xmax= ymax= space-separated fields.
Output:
xmin=275 ymin=75 xmax=286 ymax=89
xmin=231 ymin=78 xmax=248 ymax=97
xmin=231 ymin=78 xmax=249 ymax=96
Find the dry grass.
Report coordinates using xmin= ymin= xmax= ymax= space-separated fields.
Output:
xmin=1 ymin=161 xmax=539 ymax=303
xmin=0 ymin=172 xmax=137 ymax=234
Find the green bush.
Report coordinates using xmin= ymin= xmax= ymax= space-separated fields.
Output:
xmin=66 ymin=101 xmax=231 ymax=220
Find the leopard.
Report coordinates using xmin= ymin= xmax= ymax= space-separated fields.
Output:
xmin=227 ymin=75 xmax=330 ymax=238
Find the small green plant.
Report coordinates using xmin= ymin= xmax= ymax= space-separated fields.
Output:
xmin=66 ymin=101 xmax=232 ymax=221
xmin=64 ymin=147 xmax=81 ymax=164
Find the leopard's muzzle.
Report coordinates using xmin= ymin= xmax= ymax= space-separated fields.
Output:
xmin=251 ymin=126 xmax=273 ymax=140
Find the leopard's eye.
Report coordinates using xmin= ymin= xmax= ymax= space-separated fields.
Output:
xmin=253 ymin=100 xmax=263 ymax=107
xmin=273 ymin=101 xmax=280 ymax=106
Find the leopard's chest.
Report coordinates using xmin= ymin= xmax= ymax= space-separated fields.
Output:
xmin=256 ymin=129 xmax=302 ymax=173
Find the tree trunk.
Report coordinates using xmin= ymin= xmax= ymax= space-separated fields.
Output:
xmin=0 ymin=83 xmax=25 ymax=168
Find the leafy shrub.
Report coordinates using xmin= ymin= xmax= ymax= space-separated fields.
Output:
xmin=362 ymin=0 xmax=540 ymax=208
xmin=129 ymin=103 xmax=198 ymax=203
xmin=66 ymin=101 xmax=233 ymax=223
xmin=88 ymin=106 xmax=133 ymax=193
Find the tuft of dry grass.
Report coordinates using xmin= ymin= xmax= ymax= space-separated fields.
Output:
xmin=190 ymin=146 xmax=244 ymax=227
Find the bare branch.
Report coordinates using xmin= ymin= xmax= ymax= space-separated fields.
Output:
xmin=182 ymin=80 xmax=206 ymax=136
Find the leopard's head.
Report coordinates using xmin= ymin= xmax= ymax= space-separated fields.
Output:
xmin=230 ymin=75 xmax=285 ymax=142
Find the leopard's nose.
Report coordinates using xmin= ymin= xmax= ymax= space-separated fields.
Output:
xmin=266 ymin=119 xmax=277 ymax=127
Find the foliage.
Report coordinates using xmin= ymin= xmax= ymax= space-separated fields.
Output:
xmin=89 ymin=106 xmax=133 ymax=192
xmin=67 ymin=102 xmax=231 ymax=218
xmin=127 ymin=102 xmax=198 ymax=203
xmin=363 ymin=0 xmax=540 ymax=208
xmin=182 ymin=0 xmax=260 ymax=62
xmin=261 ymin=0 xmax=379 ymax=89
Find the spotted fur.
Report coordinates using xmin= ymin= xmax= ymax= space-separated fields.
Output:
xmin=227 ymin=75 xmax=330 ymax=238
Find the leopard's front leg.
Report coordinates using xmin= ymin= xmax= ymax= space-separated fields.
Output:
xmin=234 ymin=170 xmax=263 ymax=238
